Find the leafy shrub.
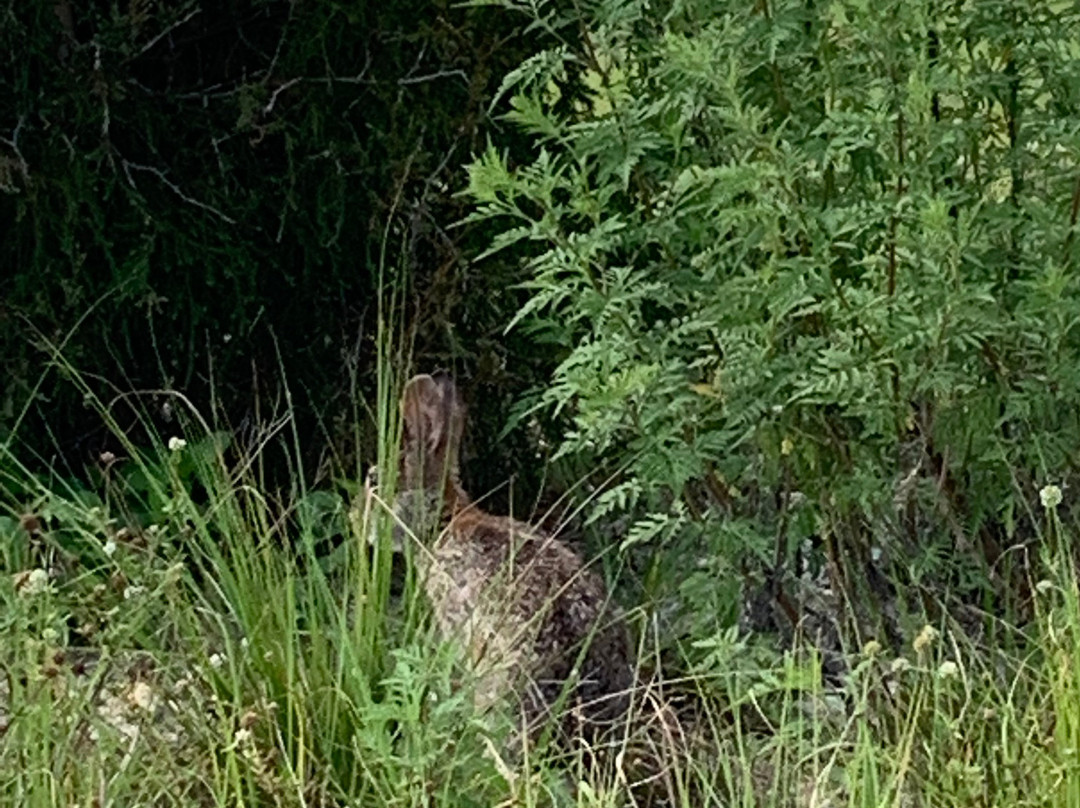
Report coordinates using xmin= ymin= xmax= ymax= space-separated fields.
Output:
xmin=466 ymin=0 xmax=1080 ymax=641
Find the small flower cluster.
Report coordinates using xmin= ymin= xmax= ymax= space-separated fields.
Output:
xmin=1040 ymin=484 xmax=1063 ymax=510
xmin=12 ymin=568 xmax=51 ymax=596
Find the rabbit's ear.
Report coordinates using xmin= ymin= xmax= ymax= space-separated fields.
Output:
xmin=401 ymin=372 xmax=464 ymax=460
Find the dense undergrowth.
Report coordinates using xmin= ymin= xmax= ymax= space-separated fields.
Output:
xmin=1 ymin=365 xmax=1079 ymax=806
xmin=0 ymin=0 xmax=561 ymax=502
xmin=4 ymin=0 xmax=1080 ymax=805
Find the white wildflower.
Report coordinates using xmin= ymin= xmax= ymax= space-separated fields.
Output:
xmin=209 ymin=653 xmax=225 ymax=669
xmin=127 ymin=681 xmax=157 ymax=712
xmin=14 ymin=568 xmax=51 ymax=596
xmin=234 ymin=727 xmax=253 ymax=745
xmin=167 ymin=436 xmax=187 ymax=452
xmin=890 ymin=657 xmax=911 ymax=675
xmin=123 ymin=585 xmax=146 ymax=600
xmin=937 ymin=660 xmax=959 ymax=679
xmin=913 ymin=624 xmax=939 ymax=654
xmin=103 ymin=539 xmax=118 ymax=557
xmin=1040 ymin=484 xmax=1063 ymax=510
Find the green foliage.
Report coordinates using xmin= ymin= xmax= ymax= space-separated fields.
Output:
xmin=467 ymin=0 xmax=1080 ymax=633
xmin=3 ymin=338 xmax=1080 ymax=806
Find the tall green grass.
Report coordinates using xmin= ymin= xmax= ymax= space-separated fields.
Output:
xmin=2 ymin=356 xmax=1080 ymax=806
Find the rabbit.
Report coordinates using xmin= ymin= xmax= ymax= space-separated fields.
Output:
xmin=367 ymin=371 xmax=634 ymax=745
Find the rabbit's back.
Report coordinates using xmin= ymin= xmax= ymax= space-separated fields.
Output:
xmin=422 ymin=508 xmax=632 ymax=737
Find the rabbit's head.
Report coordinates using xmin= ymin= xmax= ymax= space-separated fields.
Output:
xmin=364 ymin=372 xmax=468 ymax=549
xmin=398 ymin=372 xmax=467 ymax=502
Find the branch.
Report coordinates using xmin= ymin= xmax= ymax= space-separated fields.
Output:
xmin=121 ymin=159 xmax=236 ymax=224
xmin=263 ymin=56 xmax=374 ymax=115
xmin=398 ymin=69 xmax=469 ymax=87
xmin=0 ymin=116 xmax=30 ymax=186
xmin=263 ymin=77 xmax=302 ymax=114
xmin=133 ymin=7 xmax=202 ymax=59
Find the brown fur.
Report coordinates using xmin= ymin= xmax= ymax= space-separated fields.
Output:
xmin=393 ymin=372 xmax=633 ymax=744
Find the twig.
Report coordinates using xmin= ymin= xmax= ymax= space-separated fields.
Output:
xmin=134 ymin=7 xmax=201 ymax=58
xmin=263 ymin=1 xmax=295 ymax=80
xmin=262 ymin=66 xmax=376 ymax=115
xmin=94 ymin=44 xmax=111 ymax=141
xmin=170 ymin=83 xmax=246 ymax=101
xmin=0 ymin=115 xmax=30 ymax=183
xmin=398 ymin=69 xmax=469 ymax=86
xmin=263 ymin=77 xmax=302 ymax=114
xmin=121 ymin=159 xmax=236 ymax=224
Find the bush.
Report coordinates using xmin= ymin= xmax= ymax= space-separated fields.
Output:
xmin=466 ymin=0 xmax=1080 ymax=642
